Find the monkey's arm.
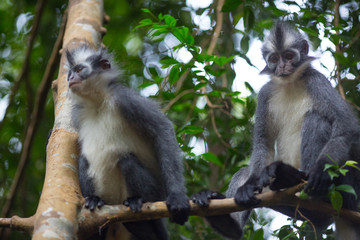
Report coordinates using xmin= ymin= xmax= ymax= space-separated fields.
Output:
xmin=234 ymin=83 xmax=276 ymax=206
xmin=114 ymin=86 xmax=190 ymax=224
xmin=303 ymin=72 xmax=360 ymax=196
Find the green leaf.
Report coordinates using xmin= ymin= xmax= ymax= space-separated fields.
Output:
xmin=266 ymin=6 xmax=287 ymax=17
xmin=240 ymin=35 xmax=250 ymax=53
xmin=329 ymin=190 xmax=343 ymax=213
xmin=164 ymin=14 xmax=177 ymax=27
xmin=160 ymin=58 xmax=179 ymax=66
xmin=213 ymin=56 xmax=235 ymax=66
xmin=168 ymin=65 xmax=180 ymax=84
xmin=299 ymin=27 xmax=318 ymax=37
xmin=253 ymin=228 xmax=264 ymax=240
xmin=299 ymin=190 xmax=309 ymax=199
xmin=194 ymin=82 xmax=208 ymax=90
xmin=201 ymin=153 xmax=222 ymax=166
xmin=324 ymin=163 xmax=335 ymax=171
xmin=221 ymin=0 xmax=242 ymax=12
xmin=179 ymin=125 xmax=204 ymax=135
xmin=141 ymin=8 xmax=151 ymax=13
xmin=339 ymin=168 xmax=349 ymax=176
xmin=133 ymin=18 xmax=153 ymax=30
xmin=344 ymin=160 xmax=360 ymax=171
xmin=327 ymin=169 xmax=339 ymax=180
xmin=137 ymin=82 xmax=156 ymax=89
xmin=335 ymin=184 xmax=357 ymax=198
xmin=243 ymin=6 xmax=255 ymax=30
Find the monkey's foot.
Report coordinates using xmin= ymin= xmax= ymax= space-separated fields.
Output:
xmin=84 ymin=195 xmax=105 ymax=211
xmin=123 ymin=197 xmax=143 ymax=213
xmin=166 ymin=192 xmax=190 ymax=225
xmin=191 ymin=190 xmax=225 ymax=207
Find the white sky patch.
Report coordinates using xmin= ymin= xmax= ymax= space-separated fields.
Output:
xmin=186 ymin=0 xmax=212 ymax=10
xmin=0 ymin=95 xmax=9 ymax=121
xmin=188 ymin=136 xmax=206 ymax=155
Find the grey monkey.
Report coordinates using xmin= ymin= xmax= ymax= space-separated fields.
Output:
xmin=66 ymin=44 xmax=190 ymax=240
xmin=193 ymin=21 xmax=360 ymax=239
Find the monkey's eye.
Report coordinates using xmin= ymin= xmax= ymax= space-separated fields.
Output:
xmin=76 ymin=67 xmax=84 ymax=73
xmin=284 ymin=51 xmax=295 ymax=60
xmin=268 ymin=54 xmax=279 ymax=64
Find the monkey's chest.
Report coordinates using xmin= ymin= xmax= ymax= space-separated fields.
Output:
xmin=268 ymin=83 xmax=313 ymax=168
xmin=78 ymin=107 xmax=156 ymax=203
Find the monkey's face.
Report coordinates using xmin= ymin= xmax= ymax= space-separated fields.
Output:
xmin=66 ymin=45 xmax=114 ymax=98
xmin=266 ymin=50 xmax=300 ymax=77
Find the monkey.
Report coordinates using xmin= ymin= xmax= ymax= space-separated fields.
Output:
xmin=192 ymin=21 xmax=360 ymax=239
xmin=65 ymin=44 xmax=190 ymax=240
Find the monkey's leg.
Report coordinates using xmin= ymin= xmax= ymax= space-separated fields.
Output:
xmin=78 ymin=155 xmax=105 ymax=211
xmin=117 ymin=153 xmax=168 ymax=240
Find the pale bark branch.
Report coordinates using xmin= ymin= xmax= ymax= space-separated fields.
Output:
xmin=2 ymin=184 xmax=360 ymax=238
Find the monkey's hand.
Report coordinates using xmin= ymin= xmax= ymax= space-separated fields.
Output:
xmin=234 ymin=179 xmax=262 ymax=207
xmin=191 ymin=190 xmax=225 ymax=207
xmin=123 ymin=197 xmax=143 ymax=213
xmin=305 ymin=158 xmax=332 ymax=196
xmin=166 ymin=192 xmax=190 ymax=225
xmin=84 ymin=195 xmax=105 ymax=211
xmin=258 ymin=161 xmax=307 ymax=191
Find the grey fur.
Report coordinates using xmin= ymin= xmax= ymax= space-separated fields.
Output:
xmin=203 ymin=22 xmax=360 ymax=239
xmin=66 ymin=44 xmax=190 ymax=240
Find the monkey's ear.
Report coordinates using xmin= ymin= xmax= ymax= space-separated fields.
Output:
xmin=260 ymin=65 xmax=272 ymax=75
xmin=301 ymin=40 xmax=309 ymax=55
xmin=66 ymin=49 xmax=75 ymax=67
xmin=100 ymin=59 xmax=111 ymax=70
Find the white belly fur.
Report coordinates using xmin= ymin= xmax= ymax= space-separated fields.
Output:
xmin=269 ymin=81 xmax=313 ymax=169
xmin=78 ymin=101 xmax=157 ymax=204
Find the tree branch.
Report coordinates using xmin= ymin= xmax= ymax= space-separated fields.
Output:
xmin=2 ymin=183 xmax=360 ymax=238
xmin=77 ymin=183 xmax=360 ymax=238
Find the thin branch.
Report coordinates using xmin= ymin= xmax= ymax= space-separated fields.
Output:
xmin=162 ymin=89 xmax=193 ymax=112
xmin=0 ymin=8 xmax=68 ymax=219
xmin=342 ymin=27 xmax=360 ymax=52
xmin=334 ymin=0 xmax=346 ymax=100
xmin=0 ymin=0 xmax=46 ymax=132
xmin=210 ymin=109 xmax=232 ymax=148
xmin=175 ymin=69 xmax=190 ymax=93
xmin=201 ymin=0 xmax=225 ymax=109
xmin=207 ymin=0 xmax=225 ymax=56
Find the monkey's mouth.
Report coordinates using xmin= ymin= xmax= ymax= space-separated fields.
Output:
xmin=69 ymin=80 xmax=81 ymax=88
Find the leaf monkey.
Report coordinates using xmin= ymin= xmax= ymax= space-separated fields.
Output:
xmin=192 ymin=21 xmax=360 ymax=239
xmin=66 ymin=44 xmax=190 ymax=240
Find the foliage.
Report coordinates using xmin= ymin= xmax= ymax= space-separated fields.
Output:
xmin=0 ymin=0 xmax=359 ymax=239
xmin=324 ymin=159 xmax=359 ymax=213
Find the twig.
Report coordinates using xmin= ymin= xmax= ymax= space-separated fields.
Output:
xmin=175 ymin=69 xmax=190 ymax=93
xmin=201 ymin=0 xmax=226 ymax=109
xmin=162 ymin=89 xmax=193 ymax=112
xmin=334 ymin=0 xmax=346 ymax=100
xmin=210 ymin=109 xmax=232 ymax=148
